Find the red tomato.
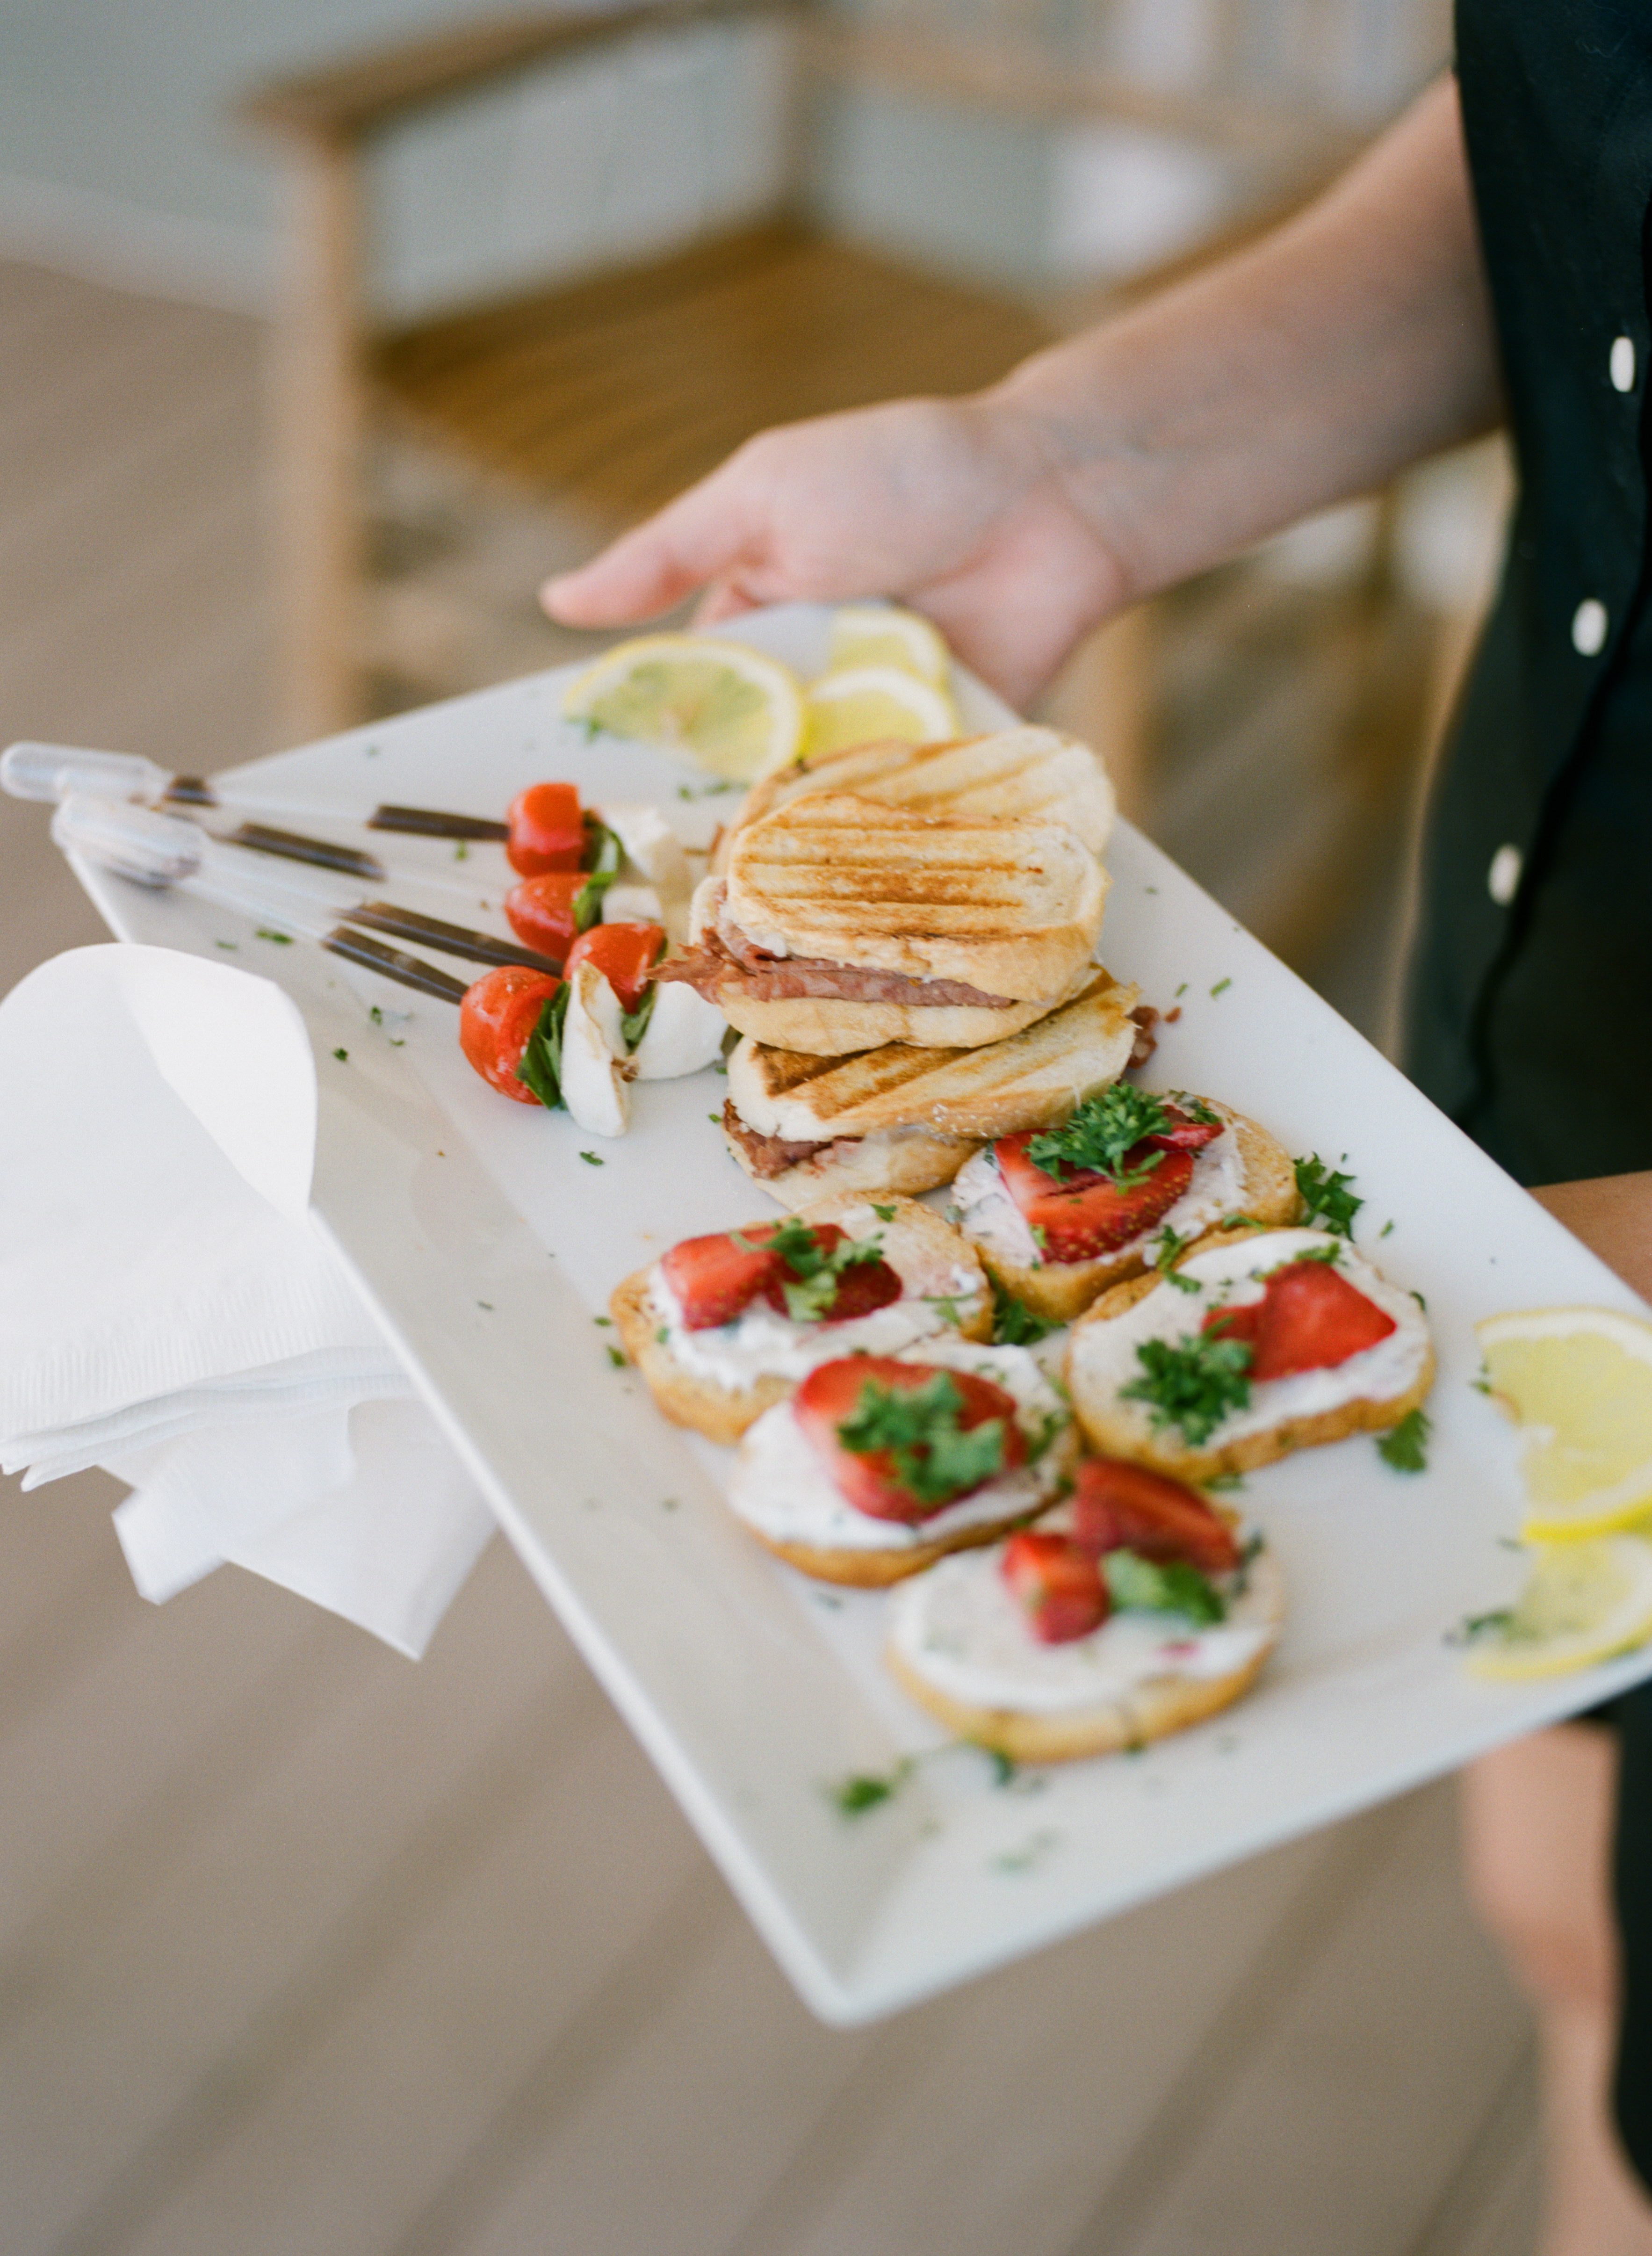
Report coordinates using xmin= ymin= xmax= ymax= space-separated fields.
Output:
xmin=566 ymin=921 xmax=666 ymax=1013
xmin=459 ymin=965 xmax=562 ymax=1104
xmin=794 ymin=1356 xmax=1024 ymax=1522
xmin=1070 ymin=1456 xmax=1240 ymax=1575
xmin=1000 ymin=1531 xmax=1109 ymax=1644
xmin=505 ymin=781 xmax=584 ymax=876
xmin=506 ymin=872 xmax=585 ymax=962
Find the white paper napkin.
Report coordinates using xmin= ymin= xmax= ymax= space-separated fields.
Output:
xmin=0 ymin=945 xmax=495 ymax=1656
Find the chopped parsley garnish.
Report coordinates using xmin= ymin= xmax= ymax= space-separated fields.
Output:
xmin=1210 ymin=977 xmax=1232 ymax=998
xmin=369 ymin=1005 xmax=383 ymax=1025
xmin=579 ymin=1150 xmax=604 ymax=1166
xmin=742 ymin=1215 xmax=886 ymax=1323
xmin=828 ymin=1758 xmax=914 ymax=1816
xmin=515 ymin=983 xmax=571 ymax=1110
xmin=332 ymin=1047 xmax=348 ymax=1062
xmin=605 ymin=1345 xmax=627 ymax=1368
xmin=871 ymin=1202 xmax=898 ymax=1222
xmin=1377 ymin=1407 xmax=1431 ymax=1473
xmin=836 ymin=1372 xmax=1007 ymax=1506
xmin=1450 ymin=1607 xmax=1516 ymax=1648
xmin=1027 ymin=1085 xmax=1176 ymax=1186
xmin=1120 ymin=1330 xmax=1253 ymax=1446
xmin=1104 ymin=1549 xmax=1226 ymax=1625
xmin=1294 ymin=1153 xmax=1362 ymax=1237
xmin=254 ymin=927 xmax=292 ymax=945
xmin=990 ymin=1278 xmax=1058 ymax=1345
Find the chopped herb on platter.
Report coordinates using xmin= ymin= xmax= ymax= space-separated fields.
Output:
xmin=990 ymin=1279 xmax=1058 ymax=1346
xmin=1294 ymin=1152 xmax=1363 ymax=1237
xmin=579 ymin=1150 xmax=604 ymax=1166
xmin=1028 ymin=1084 xmax=1190 ymax=1186
xmin=255 ymin=928 xmax=292 ymax=945
xmin=837 ymin=1371 xmax=1006 ymax=1507
xmin=1104 ymin=1549 xmax=1226 ymax=1624
xmin=1377 ymin=1407 xmax=1431 ymax=1473
xmin=1210 ymin=977 xmax=1232 ymax=997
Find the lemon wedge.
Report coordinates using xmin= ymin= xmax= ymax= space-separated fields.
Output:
xmin=1462 ymin=1535 xmax=1652 ymax=1679
xmin=802 ymin=665 xmax=959 ymax=761
xmin=1477 ymin=1307 xmax=1652 ymax=1539
xmin=562 ymin=634 xmax=804 ymax=781
xmin=828 ymin=604 xmax=952 ymax=685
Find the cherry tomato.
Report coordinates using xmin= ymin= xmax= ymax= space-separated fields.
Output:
xmin=565 ymin=922 xmax=666 ymax=1012
xmin=459 ymin=965 xmax=562 ymax=1104
xmin=505 ymin=781 xmax=584 ymax=876
xmin=506 ymin=872 xmax=585 ymax=961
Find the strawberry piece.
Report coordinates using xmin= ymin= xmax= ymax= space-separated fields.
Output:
xmin=758 ymin=1224 xmax=903 ymax=1323
xmin=660 ymin=1227 xmax=781 ymax=1330
xmin=794 ymin=1357 xmax=1024 ymax=1522
xmin=565 ymin=921 xmax=666 ymax=1014
xmin=506 ymin=871 xmax=585 ymax=961
xmin=996 ymin=1135 xmax=1195 ymax=1262
xmin=458 ymin=966 xmax=563 ymax=1105
xmin=1071 ymin=1457 xmax=1240 ymax=1576
xmin=1150 ymin=1114 xmax=1225 ymax=1153
xmin=506 ymin=781 xmax=584 ymax=875
xmin=1201 ymin=1299 xmax=1262 ymax=1350
xmin=1001 ymin=1532 xmax=1109 ymax=1644
xmin=1247 ymin=1259 xmax=1397 ymax=1380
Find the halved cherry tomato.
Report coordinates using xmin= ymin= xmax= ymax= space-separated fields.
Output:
xmin=1070 ymin=1456 xmax=1240 ymax=1576
xmin=506 ymin=872 xmax=586 ymax=962
xmin=566 ymin=921 xmax=666 ymax=1013
xmin=459 ymin=965 xmax=562 ymax=1104
xmin=505 ymin=782 xmax=584 ymax=876
xmin=1000 ymin=1531 xmax=1109 ymax=1643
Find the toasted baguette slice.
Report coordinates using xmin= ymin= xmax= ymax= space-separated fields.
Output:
xmin=1064 ymin=1225 xmax=1436 ymax=1480
xmin=722 ymin=970 xmax=1140 ymax=1207
xmin=726 ymin=1338 xmax=1073 ymax=1584
xmin=609 ymin=1193 xmax=991 ymax=1446
xmin=723 ymin=727 xmax=1115 ymax=861
xmin=963 ymin=1103 xmax=1302 ymax=1325
xmin=718 ymin=793 xmax=1106 ymax=1052
xmin=885 ymin=1541 xmax=1285 ymax=1761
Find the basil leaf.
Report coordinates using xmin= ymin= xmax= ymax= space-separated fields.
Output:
xmin=515 ymin=983 xmax=570 ymax=1109
xmin=619 ymin=983 xmax=658 ymax=1050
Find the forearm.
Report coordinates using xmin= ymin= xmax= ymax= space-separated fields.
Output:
xmin=987 ymin=73 xmax=1501 ymax=606
xmin=1533 ymin=1175 xmax=1652 ymax=1305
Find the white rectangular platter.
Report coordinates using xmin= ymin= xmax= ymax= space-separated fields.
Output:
xmin=71 ymin=601 xmax=1652 ymax=2025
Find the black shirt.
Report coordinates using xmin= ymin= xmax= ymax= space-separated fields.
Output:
xmin=1406 ymin=1 xmax=1652 ymax=1186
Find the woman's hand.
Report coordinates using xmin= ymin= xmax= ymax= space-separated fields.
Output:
xmin=541 ymin=394 xmax=1127 ymax=709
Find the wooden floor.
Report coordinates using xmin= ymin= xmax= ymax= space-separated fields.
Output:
xmin=0 ymin=257 xmax=1542 ymax=2256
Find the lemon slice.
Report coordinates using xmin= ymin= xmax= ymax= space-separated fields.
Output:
xmin=802 ymin=665 xmax=959 ymax=761
xmin=1477 ymin=1307 xmax=1652 ymax=1539
xmin=828 ymin=604 xmax=952 ymax=685
xmin=562 ymin=634 xmax=804 ymax=781
xmin=1463 ymin=1535 xmax=1652 ymax=1679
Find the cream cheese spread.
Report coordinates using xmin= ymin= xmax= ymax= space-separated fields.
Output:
xmin=648 ymin=1200 xmax=986 ymax=1393
xmin=726 ymin=1338 xmax=1068 ymax=1551
xmin=888 ymin=1543 xmax=1284 ymax=1713
xmin=1068 ymin=1227 xmax=1429 ymax=1447
xmin=952 ymin=1116 xmax=1248 ymax=1272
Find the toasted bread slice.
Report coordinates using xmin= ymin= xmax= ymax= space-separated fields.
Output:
xmin=1064 ymin=1225 xmax=1436 ymax=1480
xmin=725 ymin=791 xmax=1107 ymax=1000
xmin=721 ymin=969 xmax=1140 ymax=1206
xmin=885 ymin=1544 xmax=1285 ymax=1760
xmin=965 ymin=1104 xmax=1302 ymax=1325
xmin=725 ymin=727 xmax=1116 ymax=860
xmin=609 ymin=1193 xmax=992 ymax=1445
xmin=726 ymin=1338 xmax=1073 ymax=1584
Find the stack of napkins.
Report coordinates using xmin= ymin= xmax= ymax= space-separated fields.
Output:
xmin=0 ymin=945 xmax=494 ymax=1656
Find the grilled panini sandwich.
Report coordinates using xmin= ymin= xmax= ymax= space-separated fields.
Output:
xmin=717 ymin=726 xmax=1115 ymax=865
xmin=662 ymin=793 xmax=1108 ymax=1055
xmin=721 ymin=970 xmax=1142 ymax=1207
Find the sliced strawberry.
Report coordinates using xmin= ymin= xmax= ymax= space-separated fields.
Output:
xmin=1001 ymin=1532 xmax=1109 ymax=1644
xmin=1070 ymin=1457 xmax=1240 ymax=1576
xmin=1247 ymin=1259 xmax=1396 ymax=1379
xmin=996 ymin=1135 xmax=1195 ymax=1262
xmin=1201 ymin=1298 xmax=1262 ymax=1350
xmin=1150 ymin=1112 xmax=1225 ymax=1153
xmin=766 ymin=1226 xmax=903 ymax=1324
xmin=794 ymin=1357 xmax=1025 ymax=1522
xmin=659 ymin=1227 xmax=780 ymax=1330
xmin=505 ymin=781 xmax=584 ymax=875
xmin=458 ymin=966 xmax=562 ymax=1105
xmin=566 ymin=921 xmax=665 ymax=1013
